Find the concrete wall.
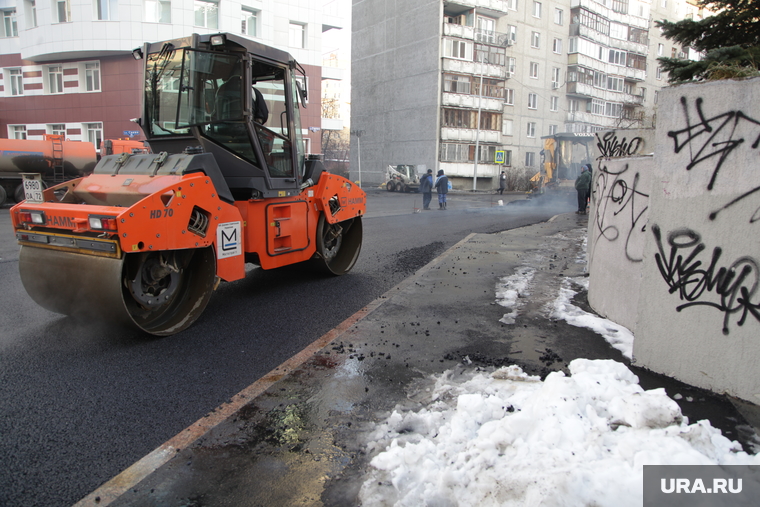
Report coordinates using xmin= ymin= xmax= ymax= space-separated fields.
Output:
xmin=588 ymin=77 xmax=760 ymax=404
xmin=587 ymin=128 xmax=654 ymax=331
xmin=350 ymin=0 xmax=442 ymax=187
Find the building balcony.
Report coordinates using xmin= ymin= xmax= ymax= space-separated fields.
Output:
xmin=442 ymin=92 xmax=504 ymax=112
xmin=443 ymin=24 xmax=513 ymax=48
xmin=441 ymin=161 xmax=503 ymax=179
xmin=570 ymin=0 xmax=649 ymax=29
xmin=566 ymin=111 xmax=624 ymax=129
xmin=442 ymin=58 xmax=509 ymax=80
xmin=444 ymin=0 xmax=508 ymax=18
xmin=569 ymin=53 xmax=646 ymax=81
xmin=566 ymin=81 xmax=644 ymax=106
xmin=441 ymin=127 xmax=501 ymax=143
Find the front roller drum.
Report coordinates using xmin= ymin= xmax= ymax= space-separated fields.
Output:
xmin=19 ymin=246 xmax=217 ymax=336
xmin=314 ymin=215 xmax=363 ymax=275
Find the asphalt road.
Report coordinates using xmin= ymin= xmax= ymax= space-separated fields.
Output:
xmin=0 ymin=188 xmax=574 ymax=507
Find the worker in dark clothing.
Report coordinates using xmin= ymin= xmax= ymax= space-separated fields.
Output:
xmin=575 ymin=164 xmax=592 ymax=215
xmin=419 ymin=168 xmax=434 ymax=210
xmin=435 ymin=169 xmax=449 ymax=210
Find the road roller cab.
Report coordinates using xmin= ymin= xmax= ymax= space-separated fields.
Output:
xmin=10 ymin=33 xmax=366 ymax=336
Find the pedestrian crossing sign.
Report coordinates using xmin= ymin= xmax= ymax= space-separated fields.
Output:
xmin=495 ymin=150 xmax=506 ymax=164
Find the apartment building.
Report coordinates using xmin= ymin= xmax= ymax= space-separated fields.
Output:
xmin=351 ymin=0 xmax=704 ymax=189
xmin=0 ymin=0 xmax=347 ymax=154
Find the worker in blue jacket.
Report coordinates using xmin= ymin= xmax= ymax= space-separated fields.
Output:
xmin=435 ymin=169 xmax=449 ymax=210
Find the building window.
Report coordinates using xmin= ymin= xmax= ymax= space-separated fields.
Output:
xmin=242 ymin=7 xmax=258 ymax=37
xmin=54 ymin=0 xmax=70 ymax=22
xmin=525 ymin=151 xmax=535 ymax=167
xmin=289 ymin=22 xmax=305 ymax=48
xmin=2 ymin=9 xmax=18 ymax=37
xmin=507 ymin=0 xmax=517 ymax=10
xmin=503 ymin=118 xmax=513 ymax=136
xmin=550 ymin=96 xmax=558 ymax=111
xmin=552 ymin=38 xmax=562 ymax=54
xmin=507 ymin=25 xmax=517 ymax=43
xmin=569 ymin=99 xmax=579 ymax=112
xmin=554 ymin=8 xmax=563 ymax=25
xmin=507 ymin=57 xmax=516 ymax=75
xmin=49 ymin=124 xmax=66 ymax=136
xmin=85 ymin=62 xmax=100 ymax=92
xmin=529 ymin=62 xmax=538 ymax=79
xmin=505 ymin=88 xmax=514 ymax=105
xmin=7 ymin=68 xmax=23 ymax=96
xmin=608 ymin=49 xmax=626 ymax=66
xmin=551 ymin=67 xmax=561 ymax=87
xmin=526 ymin=122 xmax=536 ymax=138
xmin=444 ymin=74 xmax=471 ymax=94
xmin=93 ymin=0 xmax=118 ymax=20
xmin=48 ymin=65 xmax=63 ymax=94
xmin=656 ymin=67 xmax=662 ymax=80
xmin=84 ymin=122 xmax=103 ymax=150
xmin=145 ymin=0 xmax=170 ymax=23
xmin=194 ymin=0 xmax=217 ymax=29
xmin=444 ymin=39 xmax=471 ymax=60
xmin=549 ymin=124 xmax=557 ymax=135
xmin=11 ymin=125 xmax=27 ymax=139
xmin=533 ymin=1 xmax=541 ymax=18
xmin=657 ymin=43 xmax=664 ymax=56
xmin=26 ymin=0 xmax=37 ymax=28
xmin=607 ymin=76 xmax=624 ymax=92
xmin=531 ymin=31 xmax=540 ymax=48
xmin=528 ymin=93 xmax=537 ymax=109
xmin=503 ymin=150 xmax=512 ymax=166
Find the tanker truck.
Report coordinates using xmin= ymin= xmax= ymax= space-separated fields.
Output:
xmin=0 ymin=135 xmax=97 ymax=206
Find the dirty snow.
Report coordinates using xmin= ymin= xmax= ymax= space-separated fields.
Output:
xmin=495 ymin=267 xmax=535 ymax=325
xmin=549 ymin=276 xmax=635 ymax=360
xmin=359 ymin=358 xmax=760 ymax=507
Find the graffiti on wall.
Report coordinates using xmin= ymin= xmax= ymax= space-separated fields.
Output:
xmin=651 ymin=224 xmax=759 ymax=335
xmin=651 ymin=96 xmax=760 ymax=334
xmin=590 ymin=131 xmax=649 ymax=263
xmin=667 ymin=96 xmax=760 ymax=223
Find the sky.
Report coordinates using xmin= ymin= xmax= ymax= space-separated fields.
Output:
xmin=356 ymin=234 xmax=760 ymax=507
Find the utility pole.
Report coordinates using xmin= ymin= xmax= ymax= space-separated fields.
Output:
xmin=473 ymin=55 xmax=485 ymax=191
xmin=350 ymin=129 xmax=365 ymax=187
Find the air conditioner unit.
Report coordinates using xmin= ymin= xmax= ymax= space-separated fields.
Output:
xmin=505 ymin=71 xmax=514 ymax=78
xmin=552 ymin=82 xmax=560 ymax=89
xmin=677 ymin=51 xmax=687 ymax=59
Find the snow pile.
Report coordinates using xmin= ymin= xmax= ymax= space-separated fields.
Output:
xmin=495 ymin=267 xmax=534 ymax=325
xmin=359 ymin=359 xmax=759 ymax=507
xmin=549 ymin=276 xmax=635 ymax=359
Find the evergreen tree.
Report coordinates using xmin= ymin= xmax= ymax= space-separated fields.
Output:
xmin=655 ymin=0 xmax=760 ymax=83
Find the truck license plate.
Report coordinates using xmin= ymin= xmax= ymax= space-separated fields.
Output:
xmin=22 ymin=174 xmax=44 ymax=203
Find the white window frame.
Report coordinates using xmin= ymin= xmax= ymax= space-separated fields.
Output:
xmin=503 ymin=118 xmax=513 ymax=136
xmin=531 ymin=31 xmax=540 ymax=49
xmin=507 ymin=57 xmax=516 ymax=75
xmin=6 ymin=67 xmax=23 ymax=96
xmin=505 ymin=88 xmax=514 ymax=105
xmin=84 ymin=61 xmax=100 ymax=92
xmin=194 ymin=0 xmax=217 ymax=29
xmin=47 ymin=65 xmax=63 ymax=94
xmin=93 ymin=0 xmax=118 ymax=21
xmin=552 ymin=38 xmax=562 ymax=54
xmin=445 ymin=39 xmax=472 ymax=60
xmin=527 ymin=93 xmax=537 ymax=109
xmin=549 ymin=124 xmax=557 ymax=135
xmin=145 ymin=0 xmax=171 ymax=23
xmin=11 ymin=125 xmax=27 ymax=139
xmin=26 ymin=0 xmax=37 ymax=28
xmin=84 ymin=122 xmax=103 ymax=152
xmin=550 ymin=96 xmax=558 ymax=111
xmin=529 ymin=62 xmax=539 ymax=79
xmin=657 ymin=43 xmax=664 ymax=56
xmin=533 ymin=1 xmax=542 ymax=18
xmin=54 ymin=0 xmax=70 ymax=23
xmin=554 ymin=8 xmax=563 ymax=25
xmin=507 ymin=0 xmax=517 ymax=11
xmin=2 ymin=9 xmax=18 ymax=37
xmin=526 ymin=121 xmax=536 ymax=138
xmin=656 ymin=67 xmax=662 ymax=80
xmin=508 ymin=25 xmax=517 ymax=43
xmin=525 ymin=151 xmax=535 ymax=167
xmin=242 ymin=7 xmax=259 ymax=37
xmin=49 ymin=124 xmax=66 ymax=136
xmin=289 ymin=21 xmax=305 ymax=49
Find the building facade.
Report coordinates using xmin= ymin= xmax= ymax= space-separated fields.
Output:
xmin=0 ymin=0 xmax=347 ymax=154
xmin=350 ymin=0 xmax=705 ymax=189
